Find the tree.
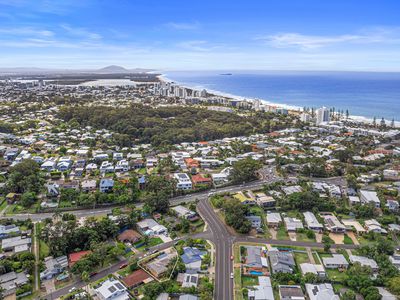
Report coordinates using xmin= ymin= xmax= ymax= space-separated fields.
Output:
xmin=223 ymin=198 xmax=251 ymax=233
xmin=6 ymin=159 xmax=43 ymax=194
xmin=388 ymin=276 xmax=400 ymax=295
xmin=322 ymin=236 xmax=332 ymax=252
xmin=143 ymin=192 xmax=170 ymax=213
xmin=20 ymin=192 xmax=37 ymax=208
xmin=342 ymin=290 xmax=356 ymax=300
xmin=231 ymin=157 xmax=262 ymax=184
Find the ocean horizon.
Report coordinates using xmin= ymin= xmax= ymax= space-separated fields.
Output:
xmin=164 ymin=70 xmax=400 ymax=121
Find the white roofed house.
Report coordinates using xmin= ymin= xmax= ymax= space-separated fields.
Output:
xmin=248 ymin=276 xmax=275 ymax=300
xmin=306 ymin=283 xmax=340 ymax=300
xmin=364 ymin=219 xmax=387 ymax=234
xmin=303 ymin=211 xmax=324 ymax=232
xmin=321 ymin=214 xmax=346 ymax=233
xmin=284 ymin=217 xmax=303 ymax=232
xmin=349 ymin=255 xmax=379 ymax=272
xmin=1 ymin=236 xmax=32 ymax=254
xmin=171 ymin=205 xmax=197 ymax=220
xmin=300 ymin=263 xmax=326 ymax=278
xmin=360 ymin=190 xmax=381 ymax=208
xmin=266 ymin=212 xmax=282 ymax=228
xmin=322 ymin=254 xmax=349 ymax=269
xmin=174 ymin=173 xmax=192 ymax=190
xmin=136 ymin=218 xmax=168 ymax=236
xmin=95 ymin=277 xmax=129 ymax=300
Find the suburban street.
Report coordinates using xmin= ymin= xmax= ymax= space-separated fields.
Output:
xmin=28 ymin=169 xmax=357 ymax=300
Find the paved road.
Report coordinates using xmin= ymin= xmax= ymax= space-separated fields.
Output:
xmin=197 ymin=198 xmax=234 ymax=300
xmin=5 ymin=180 xmax=270 ymax=221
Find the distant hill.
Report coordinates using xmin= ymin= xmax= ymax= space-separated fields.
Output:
xmin=0 ymin=65 xmax=153 ymax=75
xmin=96 ymin=65 xmax=130 ymax=73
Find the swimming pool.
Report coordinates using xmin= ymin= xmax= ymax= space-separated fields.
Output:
xmin=249 ymin=271 xmax=263 ymax=276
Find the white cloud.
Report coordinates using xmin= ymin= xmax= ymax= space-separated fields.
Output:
xmin=258 ymin=28 xmax=400 ymax=50
xmin=177 ymin=40 xmax=210 ymax=51
xmin=0 ymin=27 xmax=54 ymax=37
xmin=165 ymin=21 xmax=200 ymax=30
xmin=60 ymin=24 xmax=102 ymax=40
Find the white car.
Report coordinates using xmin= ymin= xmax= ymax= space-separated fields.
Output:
xmin=230 ymin=272 xmax=234 ymax=279
xmin=68 ymin=287 xmax=76 ymax=293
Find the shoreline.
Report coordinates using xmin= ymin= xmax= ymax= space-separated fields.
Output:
xmin=158 ymin=74 xmax=399 ymax=127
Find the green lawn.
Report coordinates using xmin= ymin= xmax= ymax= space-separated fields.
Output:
xmin=39 ymin=240 xmax=50 ymax=259
xmin=241 ymin=275 xmax=258 ymax=287
xmin=294 ymin=252 xmax=310 ymax=264
xmin=326 ymin=269 xmax=348 ymax=283
xmin=296 ymin=232 xmax=316 ymax=243
xmin=343 ymin=234 xmax=354 ymax=245
xmin=0 ymin=199 xmax=7 ymax=212
xmin=276 ymin=226 xmax=289 ymax=240
xmin=135 ymin=237 xmax=163 ymax=251
xmin=234 ymin=267 xmax=244 ymax=300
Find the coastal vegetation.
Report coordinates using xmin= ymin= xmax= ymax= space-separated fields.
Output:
xmin=57 ymin=104 xmax=294 ymax=147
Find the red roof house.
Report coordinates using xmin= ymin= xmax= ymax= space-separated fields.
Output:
xmin=68 ymin=250 xmax=91 ymax=267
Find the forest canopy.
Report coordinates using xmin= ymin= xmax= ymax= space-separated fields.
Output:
xmin=58 ymin=105 xmax=291 ymax=146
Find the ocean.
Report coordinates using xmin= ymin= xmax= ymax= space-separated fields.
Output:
xmin=164 ymin=71 xmax=400 ymax=121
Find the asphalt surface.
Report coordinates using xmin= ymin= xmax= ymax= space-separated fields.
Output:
xmin=5 ymin=180 xmax=271 ymax=222
xmin=197 ymin=198 xmax=234 ymax=300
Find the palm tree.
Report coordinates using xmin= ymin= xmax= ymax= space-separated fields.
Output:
xmin=81 ymin=271 xmax=90 ymax=295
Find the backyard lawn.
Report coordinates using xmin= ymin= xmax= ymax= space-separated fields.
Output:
xmin=241 ymin=275 xmax=258 ymax=287
xmin=276 ymin=226 xmax=289 ymax=240
xmin=134 ymin=237 xmax=163 ymax=251
xmin=294 ymin=252 xmax=310 ymax=264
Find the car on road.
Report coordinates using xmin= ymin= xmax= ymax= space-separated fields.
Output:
xmin=230 ymin=272 xmax=234 ymax=279
xmin=68 ymin=287 xmax=76 ymax=293
xmin=119 ymin=263 xmax=128 ymax=269
xmin=89 ymin=272 xmax=98 ymax=277
xmin=230 ymin=255 xmax=233 ymax=260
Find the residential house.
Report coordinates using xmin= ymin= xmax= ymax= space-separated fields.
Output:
xmin=68 ymin=250 xmax=91 ymax=267
xmin=255 ymin=193 xmax=276 ymax=208
xmin=122 ymin=269 xmax=152 ymax=289
xmin=279 ymin=285 xmax=305 ymax=300
xmin=0 ymin=271 xmax=29 ymax=297
xmin=266 ymin=212 xmax=282 ymax=228
xmin=248 ymin=276 xmax=274 ymax=300
xmin=0 ymin=224 xmax=20 ymax=239
xmin=99 ymin=178 xmax=114 ymax=193
xmin=172 ymin=205 xmax=198 ymax=220
xmin=95 ymin=277 xmax=130 ymax=300
xmin=300 ymin=263 xmax=326 ymax=278
xmin=322 ymin=254 xmax=349 ymax=269
xmin=181 ymin=247 xmax=206 ymax=271
xmin=147 ymin=250 xmax=177 ymax=278
xmin=40 ymin=256 xmax=68 ymax=280
xmin=321 ymin=214 xmax=346 ymax=233
xmin=303 ymin=212 xmax=324 ymax=232
xmin=360 ymin=190 xmax=381 ymax=208
xmin=136 ymin=218 xmax=167 ymax=235
xmin=1 ymin=236 xmax=31 ymax=253
xmin=349 ymin=255 xmax=379 ymax=272
xmin=117 ymin=229 xmax=141 ymax=244
xmin=181 ymin=273 xmax=199 ymax=288
xmin=305 ymin=283 xmax=340 ymax=300
xmin=244 ymin=246 xmax=268 ymax=270
xmin=191 ymin=174 xmax=212 ymax=187
xmin=282 ymin=185 xmax=302 ymax=195
xmin=364 ymin=219 xmax=387 ymax=234
xmin=386 ymin=199 xmax=399 ymax=212
xmin=174 ymin=173 xmax=193 ymax=190
xmin=284 ymin=217 xmax=303 ymax=232
xmin=81 ymin=179 xmax=97 ymax=192
xmin=246 ymin=215 xmax=262 ymax=229
xmin=269 ymin=248 xmax=296 ymax=274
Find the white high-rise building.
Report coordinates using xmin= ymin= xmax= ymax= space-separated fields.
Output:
xmin=316 ymin=107 xmax=330 ymax=125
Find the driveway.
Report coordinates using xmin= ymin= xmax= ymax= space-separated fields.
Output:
xmin=329 ymin=233 xmax=344 ymax=244
xmin=288 ymin=232 xmax=297 ymax=241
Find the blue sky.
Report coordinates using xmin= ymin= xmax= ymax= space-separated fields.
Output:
xmin=1 ymin=0 xmax=400 ymax=71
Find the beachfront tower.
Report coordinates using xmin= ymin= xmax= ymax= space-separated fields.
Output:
xmin=316 ymin=107 xmax=330 ymax=125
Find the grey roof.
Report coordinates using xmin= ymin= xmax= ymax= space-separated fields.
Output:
xmin=269 ymin=248 xmax=295 ymax=273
